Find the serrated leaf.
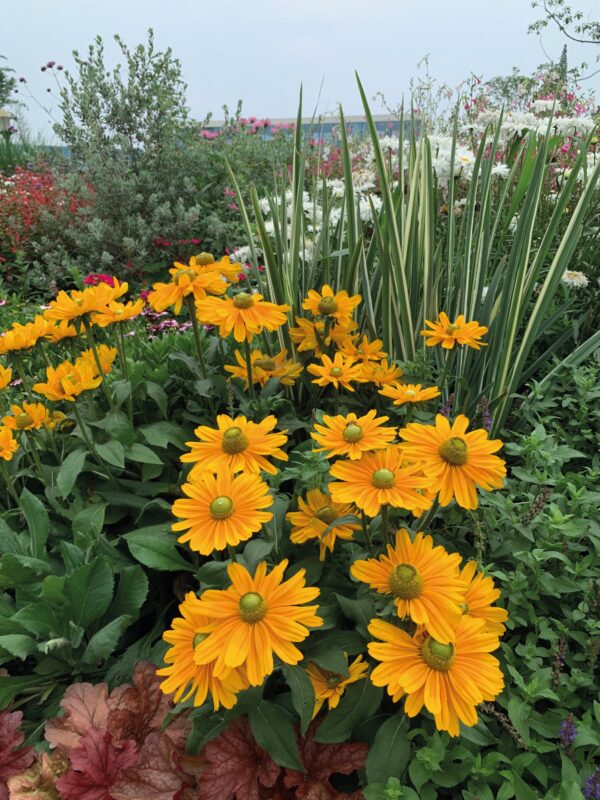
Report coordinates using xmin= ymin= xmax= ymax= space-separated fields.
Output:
xmin=20 ymin=488 xmax=49 ymax=557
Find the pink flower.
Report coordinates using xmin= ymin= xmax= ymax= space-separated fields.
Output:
xmin=84 ymin=273 xmax=116 ymax=286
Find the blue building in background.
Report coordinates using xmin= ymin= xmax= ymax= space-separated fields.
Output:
xmin=201 ymin=115 xmax=418 ymax=141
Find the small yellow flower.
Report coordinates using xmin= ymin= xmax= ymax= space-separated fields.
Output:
xmin=289 ymin=317 xmax=358 ymax=356
xmin=225 ymin=348 xmax=302 ymax=388
xmin=287 ymin=488 xmax=360 ymax=559
xmin=420 ymin=313 xmax=488 ymax=350
xmin=307 ymin=352 xmax=362 ymax=391
xmin=379 ymin=383 xmax=441 ymax=406
xmin=338 ymin=334 xmax=387 ymax=363
xmin=149 ymin=267 xmax=227 ymax=315
xmin=44 ymin=283 xmax=127 ymax=323
xmin=358 ymin=359 xmax=404 ymax=387
xmin=0 ymin=426 xmax=19 ymax=461
xmin=302 ymin=285 xmax=361 ymax=323
xmin=32 ymin=360 xmax=103 ymax=402
xmin=0 ymin=365 xmax=12 ymax=390
xmin=44 ymin=320 xmax=78 ymax=343
xmin=76 ymin=345 xmax=118 ymax=377
xmin=187 ymin=253 xmax=242 ymax=283
xmin=2 ymin=402 xmax=49 ymax=431
xmin=306 ymin=655 xmax=369 ymax=717
xmin=92 ymin=299 xmax=144 ymax=327
xmin=459 ymin=561 xmax=508 ymax=636
xmin=311 ymin=410 xmax=397 ymax=460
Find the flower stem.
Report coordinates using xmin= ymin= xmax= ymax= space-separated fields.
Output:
xmin=82 ymin=316 xmax=115 ymax=411
xmin=1 ymin=461 xmax=22 ymax=510
xmin=186 ymin=297 xmax=216 ymax=416
xmin=227 ymin=544 xmax=238 ymax=563
xmin=243 ymin=340 xmax=255 ymax=400
xmin=72 ymin=403 xmax=117 ymax=485
xmin=116 ymin=325 xmax=134 ymax=425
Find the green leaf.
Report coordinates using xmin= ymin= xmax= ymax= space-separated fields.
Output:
xmin=124 ymin=525 xmax=194 ymax=571
xmin=187 ymin=712 xmax=228 ymax=754
xmin=20 ymin=488 xmax=49 ymax=557
xmin=0 ymin=675 xmax=52 ymax=707
xmin=72 ymin=504 xmax=107 ymax=539
xmin=313 ymin=678 xmax=382 ymax=743
xmin=0 ymin=634 xmax=38 ymax=660
xmin=282 ymin=665 xmax=315 ymax=735
xmin=57 ymin=449 xmax=87 ymax=499
xmin=96 ymin=440 xmax=125 ymax=469
xmin=366 ymin=715 xmax=410 ymax=783
xmin=82 ymin=614 xmax=131 ymax=664
xmin=507 ymin=696 xmax=530 ymax=745
xmin=303 ymin=631 xmax=365 ymax=677
xmin=106 ymin=565 xmax=149 ymax=620
xmin=335 ymin=593 xmax=376 ymax=639
xmin=64 ymin=558 xmax=114 ymax=627
xmin=125 ymin=443 xmax=163 ymax=465
xmin=0 ymin=554 xmax=50 ymax=589
xmin=248 ymin=701 xmax=304 ymax=771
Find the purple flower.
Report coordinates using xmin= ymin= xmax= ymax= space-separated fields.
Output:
xmin=560 ymin=714 xmax=576 ymax=750
xmin=439 ymin=393 xmax=455 ymax=418
xmin=584 ymin=766 xmax=600 ymax=800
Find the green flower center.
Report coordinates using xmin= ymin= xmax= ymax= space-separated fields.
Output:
xmin=195 ymin=252 xmax=215 ymax=265
xmin=192 ymin=632 xmax=208 ymax=648
xmin=16 ymin=413 xmax=34 ymax=429
xmin=343 ymin=423 xmax=363 ymax=443
xmin=239 ymin=592 xmax=267 ymax=623
xmin=233 ymin=292 xmax=255 ymax=309
xmin=421 ymin=638 xmax=456 ymax=671
xmin=446 ymin=324 xmax=460 ymax=334
xmin=439 ymin=437 xmax=469 ymax=466
xmin=221 ymin=426 xmax=249 ymax=454
xmin=404 ymin=390 xmax=415 ymax=398
xmin=254 ymin=357 xmax=276 ymax=371
xmin=174 ymin=269 xmax=197 ymax=283
xmin=326 ymin=674 xmax=342 ymax=688
xmin=210 ymin=496 xmax=234 ymax=519
xmin=460 ymin=602 xmax=469 ymax=615
xmin=389 ymin=563 xmax=423 ymax=599
xmin=315 ymin=505 xmax=337 ymax=525
xmin=330 ymin=367 xmax=343 ymax=377
xmin=371 ymin=467 xmax=395 ymax=489
xmin=318 ymin=296 xmax=338 ymax=315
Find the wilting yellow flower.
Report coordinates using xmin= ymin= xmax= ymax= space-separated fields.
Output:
xmin=0 ymin=365 xmax=12 ymax=390
xmin=311 ymin=410 xmax=396 ymax=460
xmin=45 ymin=410 xmax=67 ymax=431
xmin=149 ymin=267 xmax=227 ymax=315
xmin=287 ymin=488 xmax=360 ymax=559
xmin=459 ymin=561 xmax=508 ymax=636
xmin=191 ymin=560 xmax=323 ymax=686
xmin=172 ymin=471 xmax=273 ymax=555
xmin=379 ymin=383 xmax=441 ymax=406
xmin=76 ymin=345 xmax=118 ymax=377
xmin=420 ymin=313 xmax=488 ymax=350
xmin=307 ymin=352 xmax=362 ymax=392
xmin=195 ymin=292 xmax=290 ymax=343
xmin=368 ymin=617 xmax=504 ymax=737
xmin=0 ymin=426 xmax=19 ymax=461
xmin=225 ymin=348 xmax=302 ymax=388
xmin=181 ymin=414 xmax=288 ymax=478
xmin=399 ymin=414 xmax=506 ymax=509
xmin=329 ymin=446 xmax=430 ymax=518
xmin=338 ymin=334 xmax=386 ymax=363
xmin=289 ymin=317 xmax=357 ymax=356
xmin=32 ymin=360 xmax=102 ymax=402
xmin=302 ymin=285 xmax=361 ymax=323
xmin=2 ymin=402 xmax=49 ymax=431
xmin=44 ymin=283 xmax=127 ymax=323
xmin=358 ymin=359 xmax=404 ymax=387
xmin=306 ymin=655 xmax=369 ymax=717
xmin=44 ymin=319 xmax=78 ymax=343
xmin=157 ymin=591 xmax=249 ymax=710
xmin=92 ymin=299 xmax=144 ymax=327
xmin=351 ymin=529 xmax=464 ymax=643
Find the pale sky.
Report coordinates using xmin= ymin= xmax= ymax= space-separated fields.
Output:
xmin=3 ymin=0 xmax=600 ymax=142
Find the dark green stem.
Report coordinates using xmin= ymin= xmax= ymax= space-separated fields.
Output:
xmin=244 ymin=340 xmax=255 ymax=400
xmin=82 ymin=316 xmax=115 ymax=411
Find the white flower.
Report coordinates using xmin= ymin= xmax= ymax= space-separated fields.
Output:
xmin=492 ymin=164 xmax=510 ymax=179
xmin=231 ymin=246 xmax=253 ymax=263
xmin=562 ymin=270 xmax=589 ymax=288
xmin=264 ymin=220 xmax=275 ymax=235
xmin=508 ymin=214 xmax=519 ymax=233
xmin=258 ymin=197 xmax=271 ymax=215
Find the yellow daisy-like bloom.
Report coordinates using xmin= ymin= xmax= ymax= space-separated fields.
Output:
xmin=181 ymin=414 xmax=288 ymax=478
xmin=358 ymin=359 xmax=404 ymax=387
xmin=379 ymin=383 xmax=441 ymax=406
xmin=338 ymin=334 xmax=387 ymax=364
xmin=307 ymin=352 xmax=362 ymax=392
xmin=302 ymin=284 xmax=361 ymax=323
xmin=44 ymin=319 xmax=78 ymax=344
xmin=0 ymin=426 xmax=19 ymax=461
xmin=157 ymin=592 xmax=248 ymax=710
xmin=399 ymin=414 xmax=506 ymax=510
xmin=76 ymin=345 xmax=118 ymax=377
xmin=172 ymin=471 xmax=273 ymax=555
xmin=289 ymin=317 xmax=357 ymax=356
xmin=44 ymin=283 xmax=127 ymax=323
xmin=92 ymin=299 xmax=145 ymax=327
xmin=368 ymin=616 xmax=504 ymax=737
xmin=149 ymin=267 xmax=227 ymax=315
xmin=311 ymin=410 xmax=397 ymax=460
xmin=306 ymin=655 xmax=369 ymax=717
xmin=45 ymin=410 xmax=67 ymax=431
xmin=420 ymin=313 xmax=488 ymax=350
xmin=287 ymin=488 xmax=360 ymax=560
xmin=329 ymin=446 xmax=431 ymax=518
xmin=225 ymin=348 xmax=302 ymax=388
xmin=187 ymin=253 xmax=241 ymax=283
xmin=351 ymin=529 xmax=464 ymax=643
xmin=32 ymin=360 xmax=102 ymax=402
xmin=0 ymin=321 xmax=43 ymax=355
xmin=459 ymin=561 xmax=508 ymax=636
xmin=195 ymin=292 xmax=290 ymax=343
xmin=2 ymin=403 xmax=49 ymax=431
xmin=191 ymin=560 xmax=323 ymax=686
xmin=0 ymin=365 xmax=12 ymax=390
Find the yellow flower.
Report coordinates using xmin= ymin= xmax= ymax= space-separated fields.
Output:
xmin=306 ymin=655 xmax=369 ymax=717
xmin=157 ymin=591 xmax=249 ymax=710
xmin=302 ymin=285 xmax=361 ymax=323
xmin=368 ymin=617 xmax=504 ymax=737
xmin=44 ymin=319 xmax=78 ymax=343
xmin=0 ymin=321 xmax=43 ymax=354
xmin=459 ymin=561 xmax=508 ymax=636
xmin=225 ymin=348 xmax=302 ymax=388
xmin=420 ymin=313 xmax=488 ymax=350
xmin=351 ymin=529 xmax=464 ymax=643
xmin=287 ymin=488 xmax=360 ymax=560
xmin=0 ymin=365 xmax=12 ymax=390
xmin=44 ymin=283 xmax=126 ymax=323
xmin=191 ymin=560 xmax=323 ymax=686
xmin=195 ymin=293 xmax=290 ymax=343
xmin=172 ymin=471 xmax=273 ymax=555
xmin=311 ymin=410 xmax=397 ymax=460
xmin=187 ymin=253 xmax=242 ymax=283
xmin=181 ymin=414 xmax=288 ymax=478
xmin=32 ymin=360 xmax=102 ymax=402
xmin=329 ymin=446 xmax=431 ymax=518
xmin=2 ymin=402 xmax=49 ymax=431
xmin=149 ymin=267 xmax=227 ymax=315
xmin=76 ymin=345 xmax=118 ymax=377
xmin=379 ymin=383 xmax=441 ymax=406
xmin=338 ymin=334 xmax=386 ymax=363
xmin=0 ymin=426 xmax=19 ymax=461
xmin=358 ymin=359 xmax=404 ymax=387
xmin=307 ymin=352 xmax=362 ymax=392
xmin=45 ymin=410 xmax=67 ymax=431
xmin=289 ymin=317 xmax=358 ymax=356
xmin=398 ymin=414 xmax=506 ymax=509
xmin=92 ymin=299 xmax=145 ymax=327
